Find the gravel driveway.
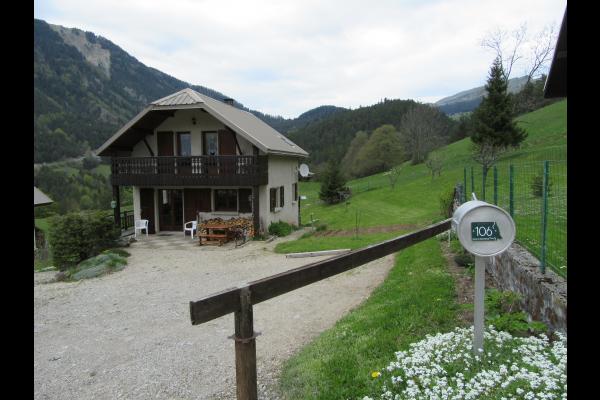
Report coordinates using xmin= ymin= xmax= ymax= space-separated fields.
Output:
xmin=34 ymin=229 xmax=394 ymax=399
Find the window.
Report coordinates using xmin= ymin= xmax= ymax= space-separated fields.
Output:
xmin=203 ymin=131 xmax=218 ymax=156
xmin=177 ymin=132 xmax=191 ymax=156
xmin=214 ymin=189 xmax=238 ymax=212
xmin=280 ymin=186 xmax=284 ymax=208
xmin=270 ymin=188 xmax=277 ymax=212
xmin=239 ymin=189 xmax=252 ymax=213
xmin=293 ymin=183 xmax=298 ymax=201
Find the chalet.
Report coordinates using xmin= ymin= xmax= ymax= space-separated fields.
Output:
xmin=96 ymin=88 xmax=308 ymax=236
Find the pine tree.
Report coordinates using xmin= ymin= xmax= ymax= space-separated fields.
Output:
xmin=319 ymin=161 xmax=348 ymax=204
xmin=471 ymin=57 xmax=527 ymax=148
xmin=471 ymin=58 xmax=527 ymax=198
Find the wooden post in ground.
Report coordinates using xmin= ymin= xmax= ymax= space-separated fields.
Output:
xmin=234 ymin=287 xmax=258 ymax=400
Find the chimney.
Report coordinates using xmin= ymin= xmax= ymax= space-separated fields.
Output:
xmin=223 ymin=98 xmax=234 ymax=106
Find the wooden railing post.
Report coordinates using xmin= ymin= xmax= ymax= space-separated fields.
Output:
xmin=233 ymin=287 xmax=258 ymax=400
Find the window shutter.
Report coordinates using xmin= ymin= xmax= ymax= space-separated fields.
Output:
xmin=280 ymin=186 xmax=284 ymax=207
xmin=270 ymin=188 xmax=277 ymax=212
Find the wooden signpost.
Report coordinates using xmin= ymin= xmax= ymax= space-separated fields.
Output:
xmin=189 ymin=219 xmax=452 ymax=400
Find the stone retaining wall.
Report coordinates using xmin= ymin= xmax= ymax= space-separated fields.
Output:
xmin=484 ymin=243 xmax=567 ymax=334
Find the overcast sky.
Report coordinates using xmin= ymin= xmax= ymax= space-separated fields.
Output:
xmin=35 ymin=0 xmax=566 ymax=118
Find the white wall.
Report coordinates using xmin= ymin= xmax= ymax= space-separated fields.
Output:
xmin=131 ymin=135 xmax=156 ymax=157
xmin=263 ymin=156 xmax=300 ymax=227
xmin=133 ymin=186 xmax=141 ymax=221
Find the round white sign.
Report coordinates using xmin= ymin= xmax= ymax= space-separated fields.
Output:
xmin=452 ymin=200 xmax=516 ymax=257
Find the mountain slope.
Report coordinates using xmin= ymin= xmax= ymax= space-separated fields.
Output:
xmin=285 ymin=99 xmax=455 ymax=166
xmin=34 ymin=19 xmax=345 ymax=163
xmin=435 ymin=75 xmax=529 ymax=115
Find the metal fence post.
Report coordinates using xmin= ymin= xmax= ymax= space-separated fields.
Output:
xmin=471 ymin=166 xmax=474 ymax=196
xmin=463 ymin=167 xmax=467 ymax=203
xmin=481 ymin=166 xmax=486 ymax=201
xmin=493 ymin=166 xmax=498 ymax=205
xmin=509 ymin=165 xmax=514 ymax=217
xmin=540 ymin=161 xmax=549 ymax=274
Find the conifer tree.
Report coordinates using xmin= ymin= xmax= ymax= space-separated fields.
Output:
xmin=471 ymin=57 xmax=527 ymax=197
xmin=319 ymin=161 xmax=348 ymax=204
xmin=471 ymin=57 xmax=527 ymax=148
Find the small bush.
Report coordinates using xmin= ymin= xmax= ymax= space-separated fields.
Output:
xmin=439 ymin=187 xmax=456 ymax=218
xmin=315 ymin=223 xmax=328 ymax=232
xmin=485 ymin=288 xmax=547 ymax=336
xmin=268 ymin=221 xmax=294 ymax=237
xmin=48 ymin=210 xmax=120 ymax=271
xmin=531 ymin=172 xmax=553 ymax=197
xmin=454 ymin=253 xmax=474 ymax=267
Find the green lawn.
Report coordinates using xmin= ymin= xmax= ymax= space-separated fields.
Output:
xmin=279 ymin=238 xmax=458 ymax=399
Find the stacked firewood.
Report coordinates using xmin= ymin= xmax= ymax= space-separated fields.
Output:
xmin=198 ymin=217 xmax=254 ymax=238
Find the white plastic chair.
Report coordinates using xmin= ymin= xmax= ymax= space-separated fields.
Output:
xmin=134 ymin=219 xmax=149 ymax=238
xmin=184 ymin=220 xmax=197 ymax=239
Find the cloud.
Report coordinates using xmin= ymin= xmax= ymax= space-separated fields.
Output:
xmin=35 ymin=0 xmax=566 ymax=118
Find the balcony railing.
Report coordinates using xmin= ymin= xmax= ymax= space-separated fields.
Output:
xmin=111 ymin=155 xmax=268 ymax=186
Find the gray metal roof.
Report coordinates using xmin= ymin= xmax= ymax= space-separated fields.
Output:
xmin=152 ymin=89 xmax=203 ymax=106
xmin=34 ymin=187 xmax=53 ymax=206
xmin=97 ymin=88 xmax=308 ymax=158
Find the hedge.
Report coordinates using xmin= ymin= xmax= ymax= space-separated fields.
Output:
xmin=48 ymin=210 xmax=120 ymax=271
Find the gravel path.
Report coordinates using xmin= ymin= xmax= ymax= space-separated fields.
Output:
xmin=34 ymin=229 xmax=395 ymax=399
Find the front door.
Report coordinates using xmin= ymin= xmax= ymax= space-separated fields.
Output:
xmin=158 ymin=189 xmax=183 ymax=231
xmin=184 ymin=189 xmax=212 ymax=222
xmin=140 ymin=188 xmax=156 ymax=234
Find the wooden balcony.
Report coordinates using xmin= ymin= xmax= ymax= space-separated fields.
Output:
xmin=111 ymin=155 xmax=268 ymax=187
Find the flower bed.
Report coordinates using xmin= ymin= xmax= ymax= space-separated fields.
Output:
xmin=364 ymin=326 xmax=566 ymax=400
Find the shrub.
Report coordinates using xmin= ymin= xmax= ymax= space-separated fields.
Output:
xmin=531 ymin=172 xmax=553 ymax=198
xmin=315 ymin=223 xmax=328 ymax=232
xmin=454 ymin=253 xmax=474 ymax=267
xmin=48 ymin=210 xmax=120 ymax=271
xmin=439 ymin=187 xmax=456 ymax=218
xmin=485 ymin=289 xmax=547 ymax=336
xmin=268 ymin=221 xmax=294 ymax=237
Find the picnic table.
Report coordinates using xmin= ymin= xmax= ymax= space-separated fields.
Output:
xmin=198 ymin=223 xmax=231 ymax=246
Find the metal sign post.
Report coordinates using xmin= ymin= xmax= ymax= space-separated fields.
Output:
xmin=452 ymin=194 xmax=516 ymax=355
xmin=473 ymin=255 xmax=486 ymax=353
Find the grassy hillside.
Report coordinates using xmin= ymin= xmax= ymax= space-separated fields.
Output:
xmin=279 ymin=100 xmax=567 ymax=273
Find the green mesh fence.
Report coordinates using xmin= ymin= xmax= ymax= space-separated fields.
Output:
xmin=462 ymin=158 xmax=567 ymax=278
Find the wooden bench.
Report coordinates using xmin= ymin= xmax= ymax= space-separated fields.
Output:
xmin=198 ymin=223 xmax=231 ymax=246
xmin=198 ymin=233 xmax=228 ymax=246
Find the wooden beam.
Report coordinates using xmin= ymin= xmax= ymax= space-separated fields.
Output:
xmin=142 ymin=137 xmax=155 ymax=156
xmin=285 ymin=249 xmax=351 ymax=258
xmin=190 ymin=219 xmax=451 ymax=325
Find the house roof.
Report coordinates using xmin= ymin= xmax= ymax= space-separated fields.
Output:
xmin=34 ymin=187 xmax=53 ymax=206
xmin=96 ymin=88 xmax=308 ymax=158
xmin=544 ymin=6 xmax=567 ymax=98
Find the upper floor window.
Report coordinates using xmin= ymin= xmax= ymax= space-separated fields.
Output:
xmin=203 ymin=131 xmax=218 ymax=156
xmin=177 ymin=132 xmax=191 ymax=156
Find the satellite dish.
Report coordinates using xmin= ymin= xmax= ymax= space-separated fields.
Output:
xmin=299 ymin=164 xmax=310 ymax=178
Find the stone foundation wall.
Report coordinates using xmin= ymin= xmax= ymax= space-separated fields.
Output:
xmin=484 ymin=243 xmax=567 ymax=334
